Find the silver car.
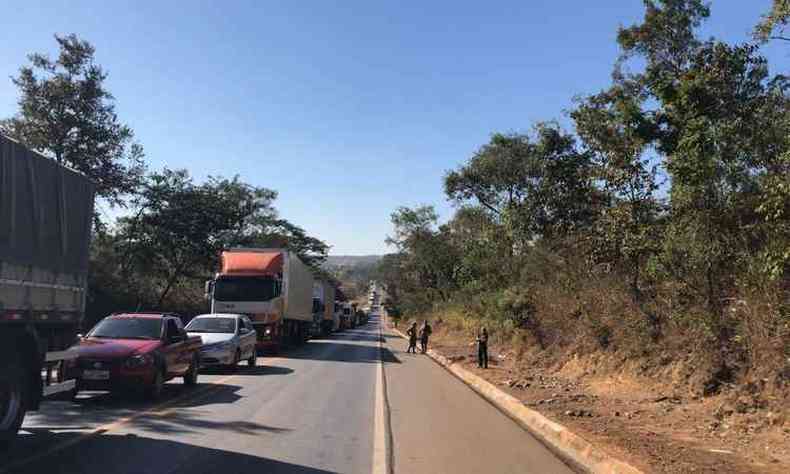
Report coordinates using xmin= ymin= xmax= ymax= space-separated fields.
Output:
xmin=185 ymin=313 xmax=257 ymax=369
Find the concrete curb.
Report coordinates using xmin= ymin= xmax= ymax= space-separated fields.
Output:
xmin=391 ymin=327 xmax=642 ymax=474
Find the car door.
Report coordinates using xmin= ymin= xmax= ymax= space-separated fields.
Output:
xmin=163 ymin=318 xmax=186 ymax=376
xmin=236 ymin=318 xmax=250 ymax=359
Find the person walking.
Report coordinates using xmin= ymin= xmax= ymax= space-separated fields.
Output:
xmin=406 ymin=322 xmax=418 ymax=353
xmin=477 ymin=327 xmax=489 ymax=369
xmin=419 ymin=320 xmax=432 ymax=354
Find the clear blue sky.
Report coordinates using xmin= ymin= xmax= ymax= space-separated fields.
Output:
xmin=1 ymin=1 xmax=785 ymax=254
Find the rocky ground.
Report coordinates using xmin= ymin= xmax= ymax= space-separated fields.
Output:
xmin=424 ymin=331 xmax=790 ymax=474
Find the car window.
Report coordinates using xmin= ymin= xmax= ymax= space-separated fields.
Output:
xmin=89 ymin=317 xmax=162 ymax=340
xmin=165 ymin=319 xmax=180 ymax=339
xmin=186 ymin=317 xmax=237 ymax=334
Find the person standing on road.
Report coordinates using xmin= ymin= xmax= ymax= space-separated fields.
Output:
xmin=406 ymin=322 xmax=418 ymax=353
xmin=419 ymin=320 xmax=432 ymax=354
xmin=477 ymin=327 xmax=489 ymax=369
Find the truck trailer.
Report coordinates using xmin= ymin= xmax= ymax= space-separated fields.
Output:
xmin=312 ymin=278 xmax=336 ymax=336
xmin=0 ymin=135 xmax=95 ymax=447
xmin=206 ymin=249 xmax=314 ymax=353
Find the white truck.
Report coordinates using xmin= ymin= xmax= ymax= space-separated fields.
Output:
xmin=0 ymin=135 xmax=95 ymax=447
xmin=206 ymin=249 xmax=314 ymax=354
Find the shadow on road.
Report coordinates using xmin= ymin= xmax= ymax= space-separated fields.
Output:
xmin=22 ymin=382 xmax=246 ymax=435
xmin=200 ymin=364 xmax=294 ymax=377
xmin=283 ymin=341 xmax=400 ymax=365
xmin=1 ymin=432 xmax=336 ymax=474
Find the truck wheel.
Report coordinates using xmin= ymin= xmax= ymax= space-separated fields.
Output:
xmin=0 ymin=358 xmax=27 ymax=450
xmin=146 ymin=368 xmax=165 ymax=400
xmin=183 ymin=356 xmax=198 ymax=386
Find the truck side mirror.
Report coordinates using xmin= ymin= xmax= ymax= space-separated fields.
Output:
xmin=204 ymin=280 xmax=213 ymax=300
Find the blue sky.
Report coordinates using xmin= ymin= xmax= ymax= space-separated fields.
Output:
xmin=1 ymin=1 xmax=786 ymax=254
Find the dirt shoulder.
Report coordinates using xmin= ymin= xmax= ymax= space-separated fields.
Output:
xmin=395 ymin=321 xmax=790 ymax=474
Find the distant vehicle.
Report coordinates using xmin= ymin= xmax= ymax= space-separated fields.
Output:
xmin=186 ymin=313 xmax=256 ymax=369
xmin=66 ymin=313 xmax=202 ymax=399
xmin=313 ymin=279 xmax=336 ymax=336
xmin=341 ymin=303 xmax=356 ymax=329
xmin=0 ymin=135 xmax=95 ymax=447
xmin=206 ymin=249 xmax=314 ymax=354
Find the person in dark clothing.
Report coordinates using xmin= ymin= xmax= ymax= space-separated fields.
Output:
xmin=419 ymin=321 xmax=432 ymax=353
xmin=477 ymin=327 xmax=489 ymax=369
xmin=406 ymin=322 xmax=418 ymax=353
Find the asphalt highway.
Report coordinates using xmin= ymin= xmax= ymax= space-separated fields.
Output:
xmin=1 ymin=315 xmax=572 ymax=474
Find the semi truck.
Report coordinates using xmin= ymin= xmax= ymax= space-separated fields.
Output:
xmin=206 ymin=248 xmax=314 ymax=353
xmin=0 ymin=135 xmax=95 ymax=447
xmin=312 ymin=279 xmax=336 ymax=336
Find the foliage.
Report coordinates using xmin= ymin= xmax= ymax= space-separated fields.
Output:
xmin=755 ymin=0 xmax=790 ymax=42
xmin=1 ymin=34 xmax=145 ymax=206
xmin=378 ymin=0 xmax=790 ymax=392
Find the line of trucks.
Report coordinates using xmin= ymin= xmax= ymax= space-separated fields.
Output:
xmin=0 ymin=135 xmax=363 ymax=447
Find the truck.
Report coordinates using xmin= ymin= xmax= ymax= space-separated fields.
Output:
xmin=0 ymin=135 xmax=95 ymax=447
xmin=206 ymin=248 xmax=314 ymax=353
xmin=312 ymin=278 xmax=336 ymax=336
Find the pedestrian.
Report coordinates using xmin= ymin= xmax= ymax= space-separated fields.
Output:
xmin=477 ymin=327 xmax=489 ymax=369
xmin=406 ymin=322 xmax=418 ymax=353
xmin=419 ymin=320 xmax=432 ymax=354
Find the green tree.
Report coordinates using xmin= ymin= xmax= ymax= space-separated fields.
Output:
xmin=572 ymin=79 xmax=664 ymax=327
xmin=444 ymin=125 xmax=598 ymax=248
xmin=1 ymin=34 xmax=145 ymax=206
xmin=118 ymin=169 xmax=278 ymax=306
xmin=755 ymin=0 xmax=790 ymax=42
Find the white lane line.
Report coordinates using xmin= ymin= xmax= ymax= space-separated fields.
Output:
xmin=372 ymin=316 xmax=390 ymax=474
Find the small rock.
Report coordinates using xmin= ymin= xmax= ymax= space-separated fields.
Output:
xmin=614 ymin=411 xmax=621 ymax=417
xmin=564 ymin=410 xmax=575 ymax=416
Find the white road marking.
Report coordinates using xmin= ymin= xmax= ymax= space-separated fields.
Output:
xmin=372 ymin=317 xmax=390 ymax=474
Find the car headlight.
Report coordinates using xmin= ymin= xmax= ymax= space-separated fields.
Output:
xmin=125 ymin=354 xmax=154 ymax=368
xmin=264 ymin=328 xmax=272 ymax=335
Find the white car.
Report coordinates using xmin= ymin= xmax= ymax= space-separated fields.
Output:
xmin=185 ymin=313 xmax=257 ymax=369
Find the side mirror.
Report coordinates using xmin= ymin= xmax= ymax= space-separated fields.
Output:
xmin=204 ymin=280 xmax=213 ymax=300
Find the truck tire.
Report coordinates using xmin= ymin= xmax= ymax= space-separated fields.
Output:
xmin=183 ymin=356 xmax=198 ymax=386
xmin=0 ymin=354 xmax=27 ymax=450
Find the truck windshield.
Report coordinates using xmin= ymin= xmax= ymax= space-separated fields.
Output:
xmin=214 ymin=277 xmax=280 ymax=302
xmin=186 ymin=317 xmax=237 ymax=334
xmin=88 ymin=318 xmax=162 ymax=340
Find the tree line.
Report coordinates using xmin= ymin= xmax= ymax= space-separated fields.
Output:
xmin=376 ymin=1 xmax=790 ymax=392
xmin=1 ymin=35 xmax=329 ymax=327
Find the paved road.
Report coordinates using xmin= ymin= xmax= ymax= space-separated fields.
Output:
xmin=383 ymin=325 xmax=573 ymax=474
xmin=2 ymin=322 xmax=381 ymax=474
xmin=2 ymin=315 xmax=572 ymax=474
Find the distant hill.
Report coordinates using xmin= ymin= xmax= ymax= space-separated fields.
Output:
xmin=324 ymin=255 xmax=381 ymax=269
xmin=323 ymin=255 xmax=382 ymax=300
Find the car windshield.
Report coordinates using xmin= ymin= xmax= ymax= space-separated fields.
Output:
xmin=214 ymin=277 xmax=280 ymax=302
xmin=186 ymin=317 xmax=237 ymax=334
xmin=88 ymin=318 xmax=162 ymax=340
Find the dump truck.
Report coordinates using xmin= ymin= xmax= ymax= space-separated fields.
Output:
xmin=206 ymin=249 xmax=314 ymax=353
xmin=312 ymin=279 xmax=336 ymax=336
xmin=0 ymin=135 xmax=95 ymax=447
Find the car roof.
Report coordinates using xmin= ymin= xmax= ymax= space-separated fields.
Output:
xmin=109 ymin=313 xmax=174 ymax=319
xmin=192 ymin=313 xmax=245 ymax=319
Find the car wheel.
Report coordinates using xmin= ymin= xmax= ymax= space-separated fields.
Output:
xmin=146 ymin=368 xmax=165 ymax=400
xmin=0 ymin=355 xmax=27 ymax=451
xmin=247 ymin=350 xmax=256 ymax=367
xmin=183 ymin=356 xmax=198 ymax=386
